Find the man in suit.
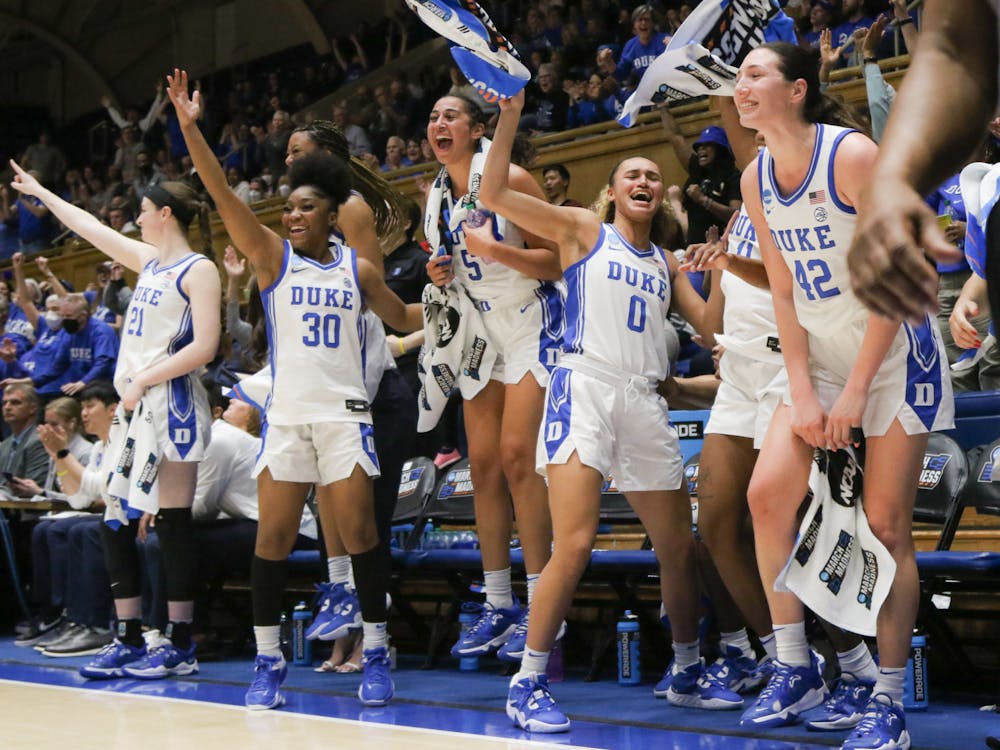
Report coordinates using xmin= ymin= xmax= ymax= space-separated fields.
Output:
xmin=0 ymin=383 xmax=50 ymax=497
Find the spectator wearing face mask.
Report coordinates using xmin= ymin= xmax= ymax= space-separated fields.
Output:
xmin=44 ymin=294 xmax=119 ymax=398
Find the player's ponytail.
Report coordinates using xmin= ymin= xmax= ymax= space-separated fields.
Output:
xmin=759 ymin=42 xmax=870 ymax=136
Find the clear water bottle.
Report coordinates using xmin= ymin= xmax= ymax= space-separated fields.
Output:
xmin=292 ymin=601 xmax=312 ymax=666
xmin=457 ymin=603 xmax=481 ymax=671
xmin=903 ymin=632 xmax=929 ymax=710
xmin=617 ymin=610 xmax=641 ymax=685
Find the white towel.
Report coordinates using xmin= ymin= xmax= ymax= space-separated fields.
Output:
xmin=103 ymin=399 xmax=161 ymax=528
xmin=422 ymin=137 xmax=507 ymax=255
xmin=417 ymin=283 xmax=497 ymax=433
xmin=775 ymin=448 xmax=896 ymax=637
xmin=404 ymin=0 xmax=529 ymax=101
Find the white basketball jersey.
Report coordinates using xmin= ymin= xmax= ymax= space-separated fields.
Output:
xmin=440 ymin=189 xmax=541 ymax=304
xmin=115 ymin=253 xmax=210 ymax=395
xmin=562 ymin=223 xmax=672 ymax=381
xmin=721 ymin=205 xmax=782 ymax=364
xmin=261 ymin=240 xmax=371 ymax=426
xmin=757 ymin=124 xmax=868 ymax=336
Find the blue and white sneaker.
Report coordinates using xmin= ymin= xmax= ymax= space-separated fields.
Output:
xmin=841 ymin=693 xmax=911 ymax=750
xmin=653 ymin=660 xmax=675 ymax=698
xmin=498 ymin=610 xmax=566 ymax=663
xmin=122 ymin=640 xmax=198 ymax=679
xmin=506 ymin=673 xmax=571 ymax=733
xmin=451 ymin=599 xmax=522 ymax=657
xmin=667 ymin=661 xmax=744 ymax=710
xmin=704 ymin=645 xmax=766 ymax=694
xmin=308 ymin=583 xmax=361 ymax=642
xmin=79 ymin=639 xmax=146 ymax=679
xmin=245 ymin=654 xmax=287 ymax=710
xmin=358 ymin=647 xmax=394 ymax=706
xmin=740 ymin=651 xmax=828 ymax=728
xmin=806 ymin=672 xmax=876 ymax=731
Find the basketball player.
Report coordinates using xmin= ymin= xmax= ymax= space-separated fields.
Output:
xmin=734 ymin=44 xmax=952 ymax=750
xmin=8 ymin=161 xmax=220 ymax=681
xmin=285 ymin=122 xmax=416 ymax=672
xmin=478 ymin=89 xmax=740 ymax=733
xmin=424 ymin=94 xmax=563 ymax=662
xmin=166 ymin=70 xmax=422 ymax=709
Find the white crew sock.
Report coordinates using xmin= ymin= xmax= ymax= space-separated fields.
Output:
xmin=484 ymin=568 xmax=514 ymax=609
xmin=773 ymin=621 xmax=810 ymax=667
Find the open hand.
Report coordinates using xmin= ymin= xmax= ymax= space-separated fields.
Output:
xmin=165 ymin=69 xmax=202 ymax=127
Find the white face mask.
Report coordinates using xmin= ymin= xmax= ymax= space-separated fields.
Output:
xmin=248 ymin=189 xmax=262 ymax=203
xmin=44 ymin=311 xmax=62 ymax=329
xmin=278 ymin=183 xmax=291 ymax=198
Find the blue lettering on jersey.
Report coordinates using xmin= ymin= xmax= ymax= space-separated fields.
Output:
xmin=290 ymin=285 xmax=355 ymax=310
xmin=607 ymin=260 xmax=667 ymax=301
xmin=132 ymin=286 xmax=164 ymax=306
xmin=770 ymin=224 xmax=835 ymax=253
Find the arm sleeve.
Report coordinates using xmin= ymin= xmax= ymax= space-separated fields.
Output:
xmin=69 ymin=449 xmax=104 ymax=510
xmin=139 ymin=93 xmax=166 ymax=133
xmin=225 ymin=300 xmax=252 ymax=346
xmin=864 ymin=62 xmax=894 ymax=144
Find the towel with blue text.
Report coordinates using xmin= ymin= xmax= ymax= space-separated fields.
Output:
xmin=405 ymin=0 xmax=529 ymax=102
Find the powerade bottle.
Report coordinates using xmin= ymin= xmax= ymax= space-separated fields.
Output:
xmin=292 ymin=601 xmax=312 ymax=666
xmin=617 ymin=610 xmax=641 ymax=685
xmin=903 ymin=632 xmax=929 ymax=710
xmin=457 ymin=602 xmax=481 ymax=671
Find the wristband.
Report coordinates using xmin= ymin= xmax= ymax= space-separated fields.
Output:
xmin=56 ymin=448 xmax=70 ymax=459
xmin=896 ymin=17 xmax=913 ymax=26
xmin=397 ymin=338 xmax=406 ymax=356
xmin=56 ymin=470 xmax=69 ymax=478
xmin=862 ymin=56 xmax=878 ymax=65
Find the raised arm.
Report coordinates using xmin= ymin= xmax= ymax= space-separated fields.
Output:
xmin=166 ymin=69 xmax=284 ymax=284
xmin=11 ymin=254 xmax=40 ymax=329
xmin=7 ymin=161 xmax=154 ymax=273
xmin=478 ymin=90 xmax=599 ymax=268
xmin=35 ymin=257 xmax=67 ymax=297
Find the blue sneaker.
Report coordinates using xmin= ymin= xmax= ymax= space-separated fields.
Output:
xmin=740 ymin=651 xmax=828 ymax=728
xmin=806 ymin=672 xmax=876 ymax=731
xmin=79 ymin=639 xmax=146 ymax=679
xmin=704 ymin=645 xmax=766 ymax=694
xmin=122 ymin=640 xmax=198 ymax=679
xmin=245 ymin=654 xmax=287 ymax=710
xmin=506 ymin=673 xmax=571 ymax=733
xmin=498 ymin=610 xmax=566 ymax=663
xmin=667 ymin=661 xmax=744 ymax=710
xmin=841 ymin=693 xmax=911 ymax=750
xmin=358 ymin=646 xmax=394 ymax=706
xmin=653 ymin=660 xmax=675 ymax=698
xmin=451 ymin=599 xmax=522 ymax=657
xmin=307 ymin=583 xmax=361 ymax=642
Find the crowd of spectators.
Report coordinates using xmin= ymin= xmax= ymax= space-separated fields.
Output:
xmin=1 ymin=0 xmax=914 ymax=261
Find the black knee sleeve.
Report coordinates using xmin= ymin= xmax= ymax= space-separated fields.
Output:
xmin=155 ymin=507 xmax=197 ymax=602
xmin=99 ymin=522 xmax=141 ymax=600
xmin=351 ymin=545 xmax=390 ymax=623
xmin=986 ymin=200 xmax=1000 ymax=322
xmin=251 ymin=555 xmax=288 ymax=627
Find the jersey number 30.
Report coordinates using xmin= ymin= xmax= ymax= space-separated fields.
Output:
xmin=302 ymin=312 xmax=341 ymax=348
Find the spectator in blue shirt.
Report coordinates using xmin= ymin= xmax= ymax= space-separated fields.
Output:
xmin=831 ymin=0 xmax=875 ymax=65
xmin=49 ymin=294 xmax=118 ymax=396
xmin=596 ymin=4 xmax=670 ymax=85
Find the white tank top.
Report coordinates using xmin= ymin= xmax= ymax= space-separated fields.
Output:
xmin=562 ymin=223 xmax=672 ymax=381
xmin=757 ymin=124 xmax=868 ymax=337
xmin=261 ymin=240 xmax=371 ymax=426
xmin=115 ymin=252 xmax=210 ymax=395
xmin=439 ymin=188 xmax=542 ymax=304
xmin=720 ymin=205 xmax=782 ymax=364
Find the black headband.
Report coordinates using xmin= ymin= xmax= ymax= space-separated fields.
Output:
xmin=145 ymin=184 xmax=195 ymax=227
